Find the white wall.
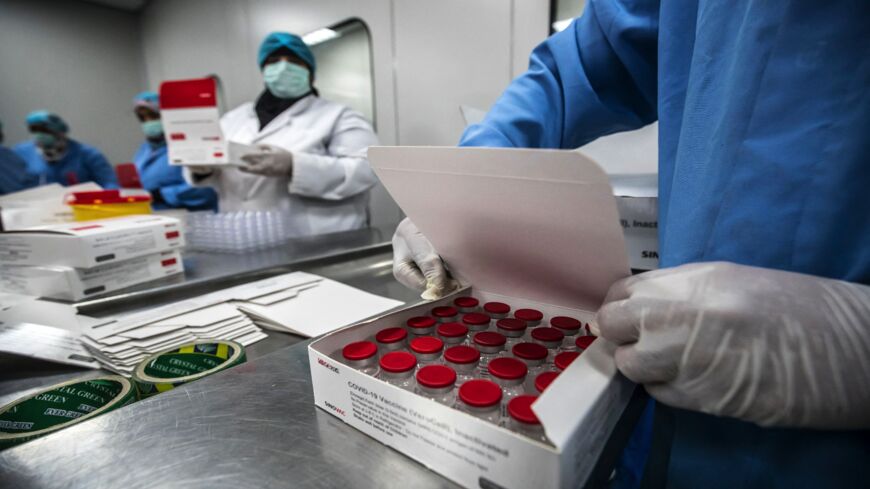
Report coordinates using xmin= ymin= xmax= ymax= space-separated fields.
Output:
xmin=0 ymin=0 xmax=146 ymax=164
xmin=310 ymin=22 xmax=375 ymax=126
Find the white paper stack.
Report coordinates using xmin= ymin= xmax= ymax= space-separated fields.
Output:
xmin=81 ymin=300 xmax=266 ymax=374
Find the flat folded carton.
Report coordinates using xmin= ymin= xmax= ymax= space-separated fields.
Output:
xmin=309 ymin=147 xmax=636 ymax=489
xmin=0 ymin=215 xmax=184 ymax=268
xmin=0 ymin=250 xmax=184 ymax=301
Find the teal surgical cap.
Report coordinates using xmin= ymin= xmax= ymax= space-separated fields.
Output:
xmin=26 ymin=110 xmax=68 ymax=134
xmin=133 ymin=91 xmax=160 ymax=112
xmin=257 ymin=32 xmax=316 ymax=74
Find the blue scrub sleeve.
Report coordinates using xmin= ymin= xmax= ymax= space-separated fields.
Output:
xmin=159 ymin=182 xmax=218 ymax=211
xmin=86 ymin=150 xmax=119 ymax=189
xmin=460 ymin=0 xmax=660 ymax=149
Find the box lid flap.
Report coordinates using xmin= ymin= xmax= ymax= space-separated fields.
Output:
xmin=369 ymin=146 xmax=630 ymax=312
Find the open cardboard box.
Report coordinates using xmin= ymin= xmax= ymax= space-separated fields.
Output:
xmin=309 ymin=147 xmax=636 ymax=488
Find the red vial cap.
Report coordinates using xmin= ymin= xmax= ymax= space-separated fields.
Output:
xmin=342 ymin=341 xmax=377 ymax=361
xmin=535 ymin=371 xmax=559 ymax=393
xmin=461 ymin=312 xmax=490 ymax=326
xmin=473 ymin=331 xmax=507 ymax=347
xmin=375 ymin=327 xmax=407 ymax=344
xmin=496 ymin=318 xmax=527 ymax=332
xmin=531 ymin=327 xmax=565 ymax=343
xmin=508 ymin=395 xmax=541 ymax=425
xmin=576 ymin=336 xmax=597 ymax=350
xmin=514 ymin=308 xmax=543 ymax=322
xmin=431 ymin=306 xmax=459 ymax=318
xmin=444 ymin=345 xmax=480 ymax=364
xmin=410 ymin=336 xmax=444 ymax=354
xmin=554 ymin=351 xmax=581 ymax=371
xmin=416 ymin=365 xmax=457 ymax=388
xmin=379 ymin=351 xmax=417 ymax=373
xmin=437 ymin=322 xmax=468 ymax=338
xmin=453 ymin=296 xmax=479 ymax=308
xmin=512 ymin=342 xmax=548 ymax=360
xmin=483 ymin=302 xmax=510 ymax=315
xmin=407 ymin=316 xmax=437 ymax=330
xmin=458 ymin=379 xmax=502 ymax=408
xmin=488 ymin=357 xmax=528 ymax=380
xmin=550 ymin=316 xmax=582 ymax=331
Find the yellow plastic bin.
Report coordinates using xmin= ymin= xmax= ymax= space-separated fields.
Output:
xmin=66 ymin=190 xmax=152 ymax=221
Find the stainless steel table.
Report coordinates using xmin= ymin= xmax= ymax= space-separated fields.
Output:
xmin=0 ymin=226 xmax=647 ymax=488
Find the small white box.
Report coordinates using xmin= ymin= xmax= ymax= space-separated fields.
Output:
xmin=611 ymin=174 xmax=659 ymax=271
xmin=0 ymin=215 xmax=184 ymax=268
xmin=309 ymin=147 xmax=636 ymax=489
xmin=0 ymin=250 xmax=184 ymax=301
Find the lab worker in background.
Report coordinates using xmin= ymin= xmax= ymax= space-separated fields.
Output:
xmin=392 ymin=1 xmax=869 ymax=488
xmin=0 ymin=120 xmax=37 ymax=195
xmin=14 ymin=111 xmax=117 ymax=188
xmin=132 ymin=92 xmax=217 ymax=211
xmin=185 ymin=32 xmax=379 ymax=237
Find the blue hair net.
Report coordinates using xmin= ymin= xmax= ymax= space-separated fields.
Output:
xmin=257 ymin=32 xmax=316 ymax=74
xmin=26 ymin=110 xmax=68 ymax=134
xmin=133 ymin=91 xmax=160 ymax=112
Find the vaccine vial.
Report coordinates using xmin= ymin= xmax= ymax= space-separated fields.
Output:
xmin=576 ymin=336 xmax=597 ymax=351
xmin=443 ymin=345 xmax=480 ymax=386
xmin=508 ymin=395 xmax=550 ymax=444
xmin=415 ymin=364 xmax=457 ymax=406
xmin=550 ymin=316 xmax=582 ymax=350
xmin=487 ymin=357 xmax=528 ymax=421
xmin=514 ymin=308 xmax=543 ymax=328
xmin=473 ymin=331 xmax=507 ymax=378
xmin=534 ymin=371 xmax=559 ymax=394
xmin=410 ymin=336 xmax=444 ymax=368
xmin=431 ymin=305 xmax=459 ymax=323
xmin=453 ymin=296 xmax=479 ymax=313
xmin=554 ymin=351 xmax=580 ymax=372
xmin=483 ymin=302 xmax=511 ymax=328
xmin=342 ymin=341 xmax=379 ymax=376
xmin=375 ymin=327 xmax=408 ymax=353
xmin=437 ymin=322 xmax=469 ymax=346
xmin=407 ymin=316 xmax=437 ymax=337
xmin=512 ymin=342 xmax=549 ymax=392
xmin=458 ymin=379 xmax=502 ymax=424
xmin=496 ymin=318 xmax=528 ymax=349
xmin=530 ymin=327 xmax=565 ymax=365
xmin=462 ymin=312 xmax=492 ymax=335
xmin=378 ymin=351 xmax=417 ymax=390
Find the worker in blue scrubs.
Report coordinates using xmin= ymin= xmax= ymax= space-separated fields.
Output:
xmin=392 ymin=1 xmax=870 ymax=488
xmin=13 ymin=111 xmax=117 ymax=188
xmin=0 ymin=120 xmax=37 ymax=195
xmin=131 ymin=92 xmax=217 ymax=211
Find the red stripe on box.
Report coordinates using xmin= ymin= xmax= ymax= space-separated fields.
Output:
xmin=169 ymin=133 xmax=186 ymax=141
xmin=70 ymin=225 xmax=102 ymax=231
xmin=161 ymin=258 xmax=178 ymax=267
xmin=165 ymin=231 xmax=180 ymax=239
xmin=159 ymin=78 xmax=217 ymax=109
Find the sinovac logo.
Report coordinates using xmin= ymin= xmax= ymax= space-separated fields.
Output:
xmin=318 ymin=358 xmax=340 ymax=374
xmin=324 ymin=401 xmax=346 ymax=417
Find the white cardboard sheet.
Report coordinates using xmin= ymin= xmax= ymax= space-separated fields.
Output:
xmin=368 ymin=146 xmax=630 ymax=312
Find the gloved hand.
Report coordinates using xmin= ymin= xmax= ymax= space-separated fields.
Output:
xmin=240 ymin=144 xmax=293 ymax=177
xmin=392 ymin=218 xmax=460 ymax=300
xmin=595 ymin=261 xmax=870 ymax=429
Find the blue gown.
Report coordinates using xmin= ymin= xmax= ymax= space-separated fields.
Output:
xmin=0 ymin=146 xmax=37 ymax=195
xmin=14 ymin=140 xmax=118 ymax=189
xmin=133 ymin=141 xmax=217 ymax=211
xmin=459 ymin=0 xmax=870 ymax=487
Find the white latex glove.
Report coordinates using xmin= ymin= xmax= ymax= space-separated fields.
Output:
xmin=240 ymin=144 xmax=293 ymax=177
xmin=392 ymin=218 xmax=459 ymax=300
xmin=595 ymin=261 xmax=870 ymax=429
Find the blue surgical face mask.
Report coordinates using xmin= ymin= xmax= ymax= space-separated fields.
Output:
xmin=33 ymin=132 xmax=58 ymax=148
xmin=263 ymin=60 xmax=311 ymax=99
xmin=141 ymin=120 xmax=163 ymax=139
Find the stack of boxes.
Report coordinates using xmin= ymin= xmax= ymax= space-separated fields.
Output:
xmin=0 ymin=215 xmax=185 ymax=301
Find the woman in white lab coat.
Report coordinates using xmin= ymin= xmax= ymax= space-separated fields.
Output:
xmin=185 ymin=32 xmax=379 ymax=237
